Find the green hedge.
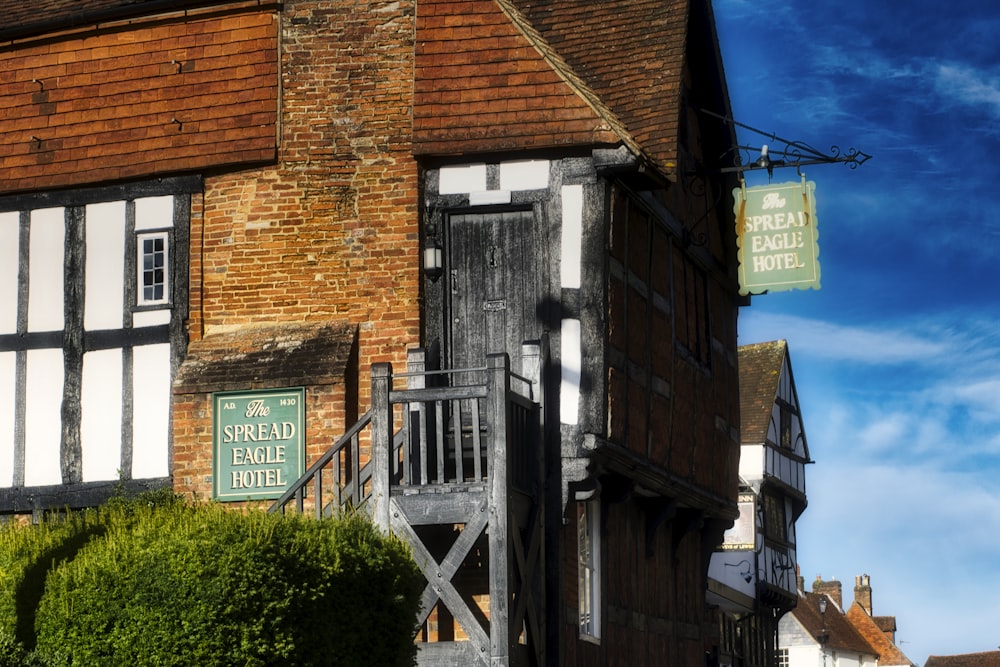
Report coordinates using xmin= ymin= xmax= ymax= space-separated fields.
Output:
xmin=0 ymin=494 xmax=423 ymax=666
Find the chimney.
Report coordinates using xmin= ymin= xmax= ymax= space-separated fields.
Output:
xmin=812 ymin=575 xmax=842 ymax=609
xmin=854 ymin=574 xmax=873 ymax=615
xmin=796 ymin=565 xmax=805 ymax=594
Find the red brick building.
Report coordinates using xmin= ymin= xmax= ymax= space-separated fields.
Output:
xmin=0 ymin=0 xmax=743 ymax=664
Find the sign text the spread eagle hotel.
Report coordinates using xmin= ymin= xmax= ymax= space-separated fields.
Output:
xmin=735 ymin=179 xmax=820 ymax=295
xmin=213 ymin=388 xmax=305 ymax=500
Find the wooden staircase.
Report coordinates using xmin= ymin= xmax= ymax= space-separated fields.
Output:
xmin=269 ymin=343 xmax=548 ymax=667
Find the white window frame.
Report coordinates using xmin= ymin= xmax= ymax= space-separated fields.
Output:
xmin=578 ymin=497 xmax=601 ymax=641
xmin=136 ymin=230 xmax=170 ymax=307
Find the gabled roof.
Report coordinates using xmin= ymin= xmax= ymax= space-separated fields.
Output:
xmin=514 ymin=0 xmax=690 ymax=171
xmin=791 ymin=593 xmax=876 ymax=657
xmin=845 ymin=602 xmax=915 ymax=666
xmin=414 ymin=0 xmax=734 ymax=180
xmin=926 ymin=653 xmax=1000 ymax=667
xmin=737 ymin=340 xmax=788 ymax=444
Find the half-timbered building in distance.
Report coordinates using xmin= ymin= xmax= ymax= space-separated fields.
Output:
xmin=0 ymin=0 xmax=747 ymax=664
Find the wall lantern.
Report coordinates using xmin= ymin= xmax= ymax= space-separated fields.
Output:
xmin=424 ymin=236 xmax=443 ymax=281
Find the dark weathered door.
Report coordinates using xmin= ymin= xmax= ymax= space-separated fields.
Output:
xmin=446 ymin=210 xmax=545 ymax=376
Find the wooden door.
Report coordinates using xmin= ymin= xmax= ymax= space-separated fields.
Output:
xmin=446 ymin=209 xmax=545 ymax=376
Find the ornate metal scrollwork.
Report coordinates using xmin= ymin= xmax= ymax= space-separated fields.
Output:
xmin=700 ymin=108 xmax=872 ymax=176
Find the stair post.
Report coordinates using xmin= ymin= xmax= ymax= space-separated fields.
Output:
xmin=486 ymin=353 xmax=511 ymax=666
xmin=370 ymin=362 xmax=392 ymax=532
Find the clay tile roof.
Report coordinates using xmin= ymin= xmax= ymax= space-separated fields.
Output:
xmin=0 ymin=0 xmax=224 ymax=40
xmin=172 ymin=321 xmax=356 ymax=394
xmin=793 ymin=592 xmax=876 ymax=656
xmin=845 ymin=603 xmax=915 ymax=666
xmin=926 ymin=653 xmax=1000 ymax=667
xmin=513 ymin=0 xmax=689 ymax=174
xmin=737 ymin=340 xmax=787 ymax=445
xmin=415 ymin=0 xmax=733 ymax=180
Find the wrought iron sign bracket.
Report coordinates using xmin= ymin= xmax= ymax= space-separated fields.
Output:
xmin=700 ymin=108 xmax=872 ymax=178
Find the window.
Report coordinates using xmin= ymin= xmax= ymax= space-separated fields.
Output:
xmin=763 ymin=493 xmax=788 ymax=544
xmin=137 ymin=231 xmax=169 ymax=305
xmin=780 ymin=406 xmax=792 ymax=448
xmin=776 ymin=648 xmax=790 ymax=666
xmin=578 ymin=498 xmax=601 ymax=640
xmin=673 ymin=246 xmax=711 ymax=367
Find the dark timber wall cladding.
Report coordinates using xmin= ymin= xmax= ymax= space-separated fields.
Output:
xmin=0 ymin=2 xmax=279 ymax=195
xmin=606 ymin=183 xmax=740 ymax=504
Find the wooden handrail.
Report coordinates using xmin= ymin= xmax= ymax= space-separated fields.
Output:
xmin=269 ymin=352 xmax=545 ymax=518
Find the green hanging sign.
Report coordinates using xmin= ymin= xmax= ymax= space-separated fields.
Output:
xmin=213 ymin=387 xmax=305 ymax=501
xmin=735 ymin=176 xmax=821 ymax=295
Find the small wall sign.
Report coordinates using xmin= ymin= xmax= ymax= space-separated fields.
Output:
xmin=735 ymin=176 xmax=821 ymax=295
xmin=213 ymin=387 xmax=305 ymax=501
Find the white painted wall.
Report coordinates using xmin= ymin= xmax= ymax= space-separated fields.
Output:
xmin=27 ymin=208 xmax=64 ymax=333
xmin=0 ymin=212 xmax=18 ymax=335
xmin=560 ymin=183 xmax=583 ymax=426
xmin=81 ymin=348 xmax=124 ymax=481
xmin=84 ymin=201 xmax=125 ymax=331
xmin=739 ymin=443 xmax=765 ymax=480
xmin=24 ymin=349 xmax=63 ymax=486
xmin=131 ymin=343 xmax=170 ymax=478
xmin=0 ymin=352 xmax=14 ymax=486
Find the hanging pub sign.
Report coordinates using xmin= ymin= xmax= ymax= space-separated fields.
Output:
xmin=734 ymin=176 xmax=820 ymax=295
xmin=212 ymin=387 xmax=305 ymax=501
xmin=721 ymin=492 xmax=756 ymax=550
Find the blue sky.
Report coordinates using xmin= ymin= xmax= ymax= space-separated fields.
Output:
xmin=714 ymin=1 xmax=1000 ymax=664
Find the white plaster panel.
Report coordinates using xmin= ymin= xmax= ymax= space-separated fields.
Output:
xmin=499 ymin=160 xmax=550 ymax=191
xmin=131 ymin=343 xmax=170 ymax=478
xmin=27 ymin=208 xmax=64 ymax=333
xmin=134 ymin=195 xmax=174 ymax=230
xmin=0 ymin=212 xmax=18 ymax=335
xmin=84 ymin=201 xmax=126 ymax=331
xmin=438 ymin=164 xmax=487 ymax=194
xmin=133 ymin=310 xmax=171 ymax=327
xmin=81 ymin=348 xmax=124 ymax=482
xmin=468 ymin=190 xmax=511 ymax=206
xmin=24 ymin=348 xmax=63 ymax=486
xmin=560 ymin=184 xmax=583 ymax=288
xmin=560 ymin=318 xmax=581 ymax=425
xmin=0 ymin=352 xmax=14 ymax=486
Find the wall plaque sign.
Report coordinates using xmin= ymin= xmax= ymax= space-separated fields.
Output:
xmin=735 ymin=176 xmax=821 ymax=295
xmin=213 ymin=387 xmax=305 ymax=501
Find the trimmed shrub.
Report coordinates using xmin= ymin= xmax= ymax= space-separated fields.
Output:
xmin=30 ymin=502 xmax=422 ymax=666
xmin=0 ymin=510 xmax=106 ymax=665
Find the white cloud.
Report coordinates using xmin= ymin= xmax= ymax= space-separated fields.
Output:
xmin=740 ymin=312 xmax=949 ymax=364
xmin=935 ymin=63 xmax=1000 ymax=114
xmin=798 ymin=458 xmax=1000 ymax=662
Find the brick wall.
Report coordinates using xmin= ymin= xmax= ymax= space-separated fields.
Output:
xmin=195 ymin=0 xmax=420 ymax=372
xmin=174 ymin=0 xmax=421 ymax=499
